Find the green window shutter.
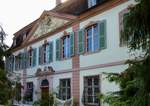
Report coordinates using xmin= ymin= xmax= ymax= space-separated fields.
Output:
xmin=98 ymin=20 xmax=107 ymax=49
xmin=39 ymin=46 xmax=42 ymax=65
xmin=27 ymin=52 xmax=30 ymax=68
xmin=49 ymin=42 xmax=53 ymax=63
xmin=56 ymin=39 xmax=61 ymax=61
xmin=70 ymin=32 xmax=75 ymax=56
xmin=32 ymin=48 xmax=37 ymax=67
xmin=77 ymin=29 xmax=85 ymax=54
xmin=21 ymin=53 xmax=24 ymax=69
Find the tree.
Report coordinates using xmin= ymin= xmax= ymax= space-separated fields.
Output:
xmin=0 ymin=25 xmax=8 ymax=69
xmin=0 ymin=25 xmax=12 ymax=104
xmin=101 ymin=0 xmax=150 ymax=106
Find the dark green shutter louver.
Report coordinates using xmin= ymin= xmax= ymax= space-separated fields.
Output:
xmin=39 ymin=46 xmax=42 ymax=65
xmin=56 ymin=39 xmax=61 ymax=60
xmin=24 ymin=52 xmax=28 ymax=69
xmin=27 ymin=52 xmax=30 ymax=68
xmin=98 ymin=20 xmax=107 ymax=49
xmin=32 ymin=48 xmax=37 ymax=67
xmin=70 ymin=32 xmax=75 ymax=56
xmin=49 ymin=42 xmax=53 ymax=63
xmin=77 ymin=29 xmax=85 ymax=54
xmin=21 ymin=53 xmax=24 ymax=69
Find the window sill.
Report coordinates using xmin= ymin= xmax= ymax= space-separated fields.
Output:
xmin=61 ymin=57 xmax=72 ymax=61
xmin=84 ymin=103 xmax=99 ymax=106
xmin=39 ymin=62 xmax=53 ymax=66
xmin=83 ymin=49 xmax=102 ymax=56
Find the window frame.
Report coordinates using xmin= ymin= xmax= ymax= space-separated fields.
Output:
xmin=29 ymin=49 xmax=33 ymax=67
xmin=83 ymin=75 xmax=101 ymax=106
xmin=119 ymin=8 xmax=130 ymax=47
xmin=59 ymin=78 xmax=71 ymax=100
xmin=85 ymin=23 xmax=99 ymax=53
xmin=62 ymin=35 xmax=71 ymax=59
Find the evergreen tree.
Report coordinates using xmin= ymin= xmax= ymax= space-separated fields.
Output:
xmin=0 ymin=25 xmax=12 ymax=104
xmin=102 ymin=0 xmax=150 ymax=106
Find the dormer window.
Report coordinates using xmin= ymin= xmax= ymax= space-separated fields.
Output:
xmin=23 ymin=33 xmax=27 ymax=40
xmin=88 ymin=0 xmax=97 ymax=8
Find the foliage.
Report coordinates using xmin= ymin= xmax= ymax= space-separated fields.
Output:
xmin=0 ymin=25 xmax=8 ymax=69
xmin=122 ymin=0 xmax=150 ymax=53
xmin=13 ymin=82 xmax=22 ymax=102
xmin=0 ymin=69 xmax=12 ymax=104
xmin=0 ymin=25 xmax=12 ymax=104
xmin=98 ymin=0 xmax=150 ymax=106
xmin=33 ymin=92 xmax=54 ymax=106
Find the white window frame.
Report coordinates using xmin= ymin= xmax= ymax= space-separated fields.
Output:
xmin=63 ymin=35 xmax=71 ymax=58
xmin=86 ymin=25 xmax=98 ymax=52
xmin=59 ymin=78 xmax=71 ymax=100
xmin=84 ymin=75 xmax=100 ymax=105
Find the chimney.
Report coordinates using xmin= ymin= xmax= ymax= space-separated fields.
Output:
xmin=56 ymin=0 xmax=61 ymax=6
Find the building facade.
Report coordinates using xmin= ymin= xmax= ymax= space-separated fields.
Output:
xmin=6 ymin=0 xmax=136 ymax=106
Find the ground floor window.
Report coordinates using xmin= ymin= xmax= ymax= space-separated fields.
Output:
xmin=59 ymin=79 xmax=71 ymax=100
xmin=24 ymin=82 xmax=33 ymax=102
xmin=83 ymin=75 xmax=100 ymax=106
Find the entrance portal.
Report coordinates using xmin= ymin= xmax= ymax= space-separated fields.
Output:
xmin=41 ymin=79 xmax=49 ymax=100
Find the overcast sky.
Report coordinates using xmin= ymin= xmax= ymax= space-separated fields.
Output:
xmin=0 ymin=0 xmax=56 ymax=46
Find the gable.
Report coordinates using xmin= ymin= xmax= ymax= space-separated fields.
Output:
xmin=33 ymin=16 xmax=69 ymax=37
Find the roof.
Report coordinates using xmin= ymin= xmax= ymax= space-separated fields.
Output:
xmin=11 ymin=0 xmax=126 ymax=52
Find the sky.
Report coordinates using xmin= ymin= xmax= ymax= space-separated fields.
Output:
xmin=0 ymin=0 xmax=56 ymax=47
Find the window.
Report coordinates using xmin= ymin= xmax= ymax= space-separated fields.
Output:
xmin=56 ymin=32 xmax=74 ymax=61
xmin=119 ymin=9 xmax=130 ymax=46
xmin=77 ymin=20 xmax=106 ymax=55
xmin=26 ymin=82 xmax=33 ymax=101
xmin=88 ymin=0 xmax=97 ymax=8
xmin=86 ymin=25 xmax=99 ymax=52
xmin=59 ymin=79 xmax=71 ymax=100
xmin=62 ymin=35 xmax=71 ymax=58
xmin=39 ymin=42 xmax=53 ymax=64
xmin=28 ymin=48 xmax=37 ymax=67
xmin=15 ymin=54 xmax=22 ymax=70
xmin=5 ymin=55 xmax=14 ymax=72
xmin=29 ymin=49 xmax=33 ymax=67
xmin=83 ymin=76 xmax=100 ymax=106
xmin=43 ymin=44 xmax=47 ymax=63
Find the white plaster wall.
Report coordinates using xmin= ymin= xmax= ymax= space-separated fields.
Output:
xmin=13 ymin=27 xmax=73 ymax=77
xmin=79 ymin=64 xmax=128 ymax=106
xmin=79 ymin=0 xmax=135 ymax=68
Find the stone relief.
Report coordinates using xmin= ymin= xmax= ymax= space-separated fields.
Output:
xmin=33 ymin=16 xmax=68 ymax=37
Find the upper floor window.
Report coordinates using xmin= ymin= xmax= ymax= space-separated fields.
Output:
xmin=28 ymin=48 xmax=37 ymax=68
xmin=62 ymin=35 xmax=71 ymax=58
xmin=43 ymin=43 xmax=48 ymax=63
xmin=88 ymin=0 xmax=97 ymax=8
xmin=56 ymin=32 xmax=74 ymax=61
xmin=5 ymin=55 xmax=14 ymax=72
xmin=77 ymin=20 xmax=107 ymax=54
xmin=119 ymin=9 xmax=130 ymax=46
xmin=86 ymin=24 xmax=99 ymax=52
xmin=59 ymin=79 xmax=71 ymax=100
xmin=39 ymin=42 xmax=53 ymax=65
xmin=29 ymin=49 xmax=33 ymax=67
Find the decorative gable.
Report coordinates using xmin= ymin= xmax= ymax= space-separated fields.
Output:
xmin=22 ymin=11 xmax=77 ymax=45
xmin=33 ymin=16 xmax=69 ymax=37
